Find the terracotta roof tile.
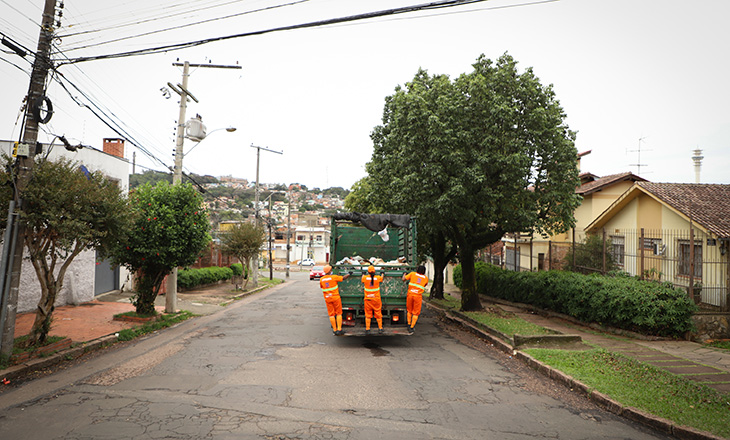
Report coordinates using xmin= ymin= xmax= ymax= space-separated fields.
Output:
xmin=576 ymin=172 xmax=646 ymax=195
xmin=637 ymin=182 xmax=730 ymax=238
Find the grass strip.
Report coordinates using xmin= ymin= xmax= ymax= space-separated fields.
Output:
xmin=525 ymin=348 xmax=730 ymax=438
xmin=705 ymin=340 xmax=730 ymax=352
xmin=117 ymin=310 xmax=195 ymax=341
xmin=431 ymin=293 xmax=554 ymax=337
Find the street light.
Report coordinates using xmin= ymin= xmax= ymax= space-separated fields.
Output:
xmin=167 ymin=116 xmax=235 ymax=313
xmin=183 ymin=125 xmax=237 ymax=158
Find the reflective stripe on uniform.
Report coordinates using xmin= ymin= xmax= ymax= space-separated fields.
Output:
xmin=408 ymin=282 xmax=425 ymax=291
xmin=322 ymin=285 xmax=338 ymax=292
xmin=364 ymin=287 xmax=379 ymax=292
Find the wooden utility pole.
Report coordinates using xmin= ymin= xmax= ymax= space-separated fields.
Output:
xmin=165 ymin=61 xmax=240 ymax=314
xmin=0 ymin=0 xmax=59 ymax=357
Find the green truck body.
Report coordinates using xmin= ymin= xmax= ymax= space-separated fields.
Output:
xmin=329 ymin=213 xmax=417 ymax=334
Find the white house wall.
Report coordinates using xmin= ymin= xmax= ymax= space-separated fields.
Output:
xmin=17 ymin=248 xmax=96 ymax=313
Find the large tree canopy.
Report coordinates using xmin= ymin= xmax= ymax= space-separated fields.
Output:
xmin=366 ymin=53 xmax=580 ymax=310
xmin=1 ymin=157 xmax=132 ymax=345
xmin=109 ymin=181 xmax=210 ymax=315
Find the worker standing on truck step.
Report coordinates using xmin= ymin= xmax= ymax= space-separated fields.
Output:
xmin=361 ymin=265 xmax=384 ymax=335
xmin=403 ymin=265 xmax=429 ymax=334
xmin=320 ymin=265 xmax=350 ymax=335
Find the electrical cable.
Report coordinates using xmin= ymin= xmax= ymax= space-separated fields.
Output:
xmin=52 ymin=72 xmax=172 ymax=171
xmin=60 ymin=0 xmax=494 ymax=65
xmin=60 ymin=0 xmax=289 ymax=40
xmin=50 ymin=46 xmax=174 ymax=163
xmin=62 ymin=0 xmax=310 ymax=53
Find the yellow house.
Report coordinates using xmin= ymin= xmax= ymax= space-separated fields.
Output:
xmin=510 ymin=171 xmax=645 ymax=271
xmin=585 ymin=182 xmax=730 ymax=310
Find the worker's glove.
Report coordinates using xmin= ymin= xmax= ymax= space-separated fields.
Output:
xmin=348 ymin=271 xmax=353 ymax=275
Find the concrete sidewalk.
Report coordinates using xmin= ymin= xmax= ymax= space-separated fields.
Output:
xmin=12 ymin=282 xmax=249 ymax=343
xmin=442 ymin=284 xmax=730 ymax=394
xmin=2 ymin=282 xmax=260 ymax=382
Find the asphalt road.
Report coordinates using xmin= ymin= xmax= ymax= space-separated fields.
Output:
xmin=0 ymin=272 xmax=671 ymax=439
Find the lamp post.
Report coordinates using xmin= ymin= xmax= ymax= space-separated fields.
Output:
xmin=165 ymin=60 xmax=240 ymax=313
xmin=167 ymin=114 xmax=236 ymax=313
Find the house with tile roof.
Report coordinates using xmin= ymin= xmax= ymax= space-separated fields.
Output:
xmin=585 ymin=182 xmax=730 ymax=310
xmin=508 ymin=168 xmax=646 ymax=272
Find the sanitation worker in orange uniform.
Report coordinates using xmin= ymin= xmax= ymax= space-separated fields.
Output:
xmin=402 ymin=265 xmax=428 ymax=333
xmin=361 ymin=265 xmax=384 ymax=335
xmin=320 ymin=265 xmax=350 ymax=335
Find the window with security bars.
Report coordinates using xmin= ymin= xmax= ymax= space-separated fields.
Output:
xmin=678 ymin=240 xmax=702 ymax=279
xmin=610 ymin=235 xmax=625 ymax=266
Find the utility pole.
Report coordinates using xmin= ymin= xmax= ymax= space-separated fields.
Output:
xmin=1 ymin=0 xmax=59 ymax=357
xmin=165 ymin=61 xmax=240 ymax=314
xmin=250 ymin=144 xmax=282 ymax=287
xmin=286 ymin=189 xmax=291 ymax=278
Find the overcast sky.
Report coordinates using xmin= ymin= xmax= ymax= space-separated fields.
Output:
xmin=1 ymin=0 xmax=728 ymax=190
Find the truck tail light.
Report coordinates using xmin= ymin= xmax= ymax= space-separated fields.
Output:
xmin=343 ymin=310 xmax=356 ymax=326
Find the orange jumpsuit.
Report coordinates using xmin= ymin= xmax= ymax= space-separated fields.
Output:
xmin=361 ymin=273 xmax=383 ymax=330
xmin=320 ymin=274 xmax=344 ymax=319
xmin=404 ymin=271 xmax=428 ymax=329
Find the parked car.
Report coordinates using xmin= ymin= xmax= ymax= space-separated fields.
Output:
xmin=300 ymin=258 xmax=315 ymax=266
xmin=309 ymin=266 xmax=325 ymax=280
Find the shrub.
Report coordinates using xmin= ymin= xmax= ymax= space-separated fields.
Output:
xmin=230 ymin=263 xmax=243 ymax=276
xmin=177 ymin=266 xmax=234 ymax=289
xmin=454 ymin=263 xmax=697 ymax=337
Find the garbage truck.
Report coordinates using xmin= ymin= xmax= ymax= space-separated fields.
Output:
xmin=329 ymin=212 xmax=417 ymax=336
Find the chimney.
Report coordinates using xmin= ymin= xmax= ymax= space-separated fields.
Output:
xmin=692 ymin=148 xmax=703 ymax=184
xmin=103 ymin=138 xmax=125 ymax=158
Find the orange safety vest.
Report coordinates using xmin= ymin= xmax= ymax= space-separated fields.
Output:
xmin=361 ymin=274 xmax=383 ymax=300
xmin=320 ymin=274 xmax=343 ymax=300
xmin=405 ymin=272 xmax=428 ymax=296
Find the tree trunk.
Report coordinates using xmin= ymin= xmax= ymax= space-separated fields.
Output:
xmin=134 ymin=271 xmax=166 ymax=315
xmin=429 ymin=232 xmax=456 ymax=300
xmin=458 ymin=240 xmax=483 ymax=311
xmin=26 ymin=241 xmax=86 ymax=346
xmin=27 ymin=283 xmax=58 ymax=346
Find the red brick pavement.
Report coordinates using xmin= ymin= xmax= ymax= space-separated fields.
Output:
xmin=13 ymin=300 xmax=162 ymax=343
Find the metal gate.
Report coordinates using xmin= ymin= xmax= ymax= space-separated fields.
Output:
xmin=94 ymin=251 xmax=119 ymax=295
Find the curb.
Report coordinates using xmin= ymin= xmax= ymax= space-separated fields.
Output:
xmin=2 ymin=335 xmax=117 ymax=383
xmin=426 ymin=301 xmax=726 ymax=440
xmin=1 ymin=283 xmax=275 ymax=386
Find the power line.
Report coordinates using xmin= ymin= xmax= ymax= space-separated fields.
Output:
xmin=62 ymin=0 xmax=310 ymax=53
xmin=60 ymin=0 xmax=495 ymax=65
xmin=61 ymin=0 xmax=291 ymax=40
xmin=52 ymin=71 xmax=172 ymax=171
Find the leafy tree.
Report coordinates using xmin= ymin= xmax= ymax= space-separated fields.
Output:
xmin=109 ymin=181 xmax=210 ymax=315
xmin=344 ymin=177 xmax=380 ymax=213
xmin=1 ymin=157 xmax=132 ymax=346
xmin=368 ymin=53 xmax=580 ymax=311
xmin=323 ymin=186 xmax=350 ymax=199
xmin=219 ymin=222 xmax=265 ymax=290
xmin=129 ymin=170 xmax=171 ymax=188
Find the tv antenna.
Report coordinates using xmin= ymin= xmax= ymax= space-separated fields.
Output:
xmin=628 ymin=136 xmax=651 ymax=176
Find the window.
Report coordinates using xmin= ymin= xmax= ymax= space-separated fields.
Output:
xmin=610 ymin=235 xmax=625 ymax=266
xmin=297 ymin=235 xmax=305 ymax=241
xmin=678 ymin=240 xmax=702 ymax=279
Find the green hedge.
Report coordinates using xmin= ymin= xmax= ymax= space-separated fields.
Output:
xmin=177 ymin=266 xmax=234 ymax=289
xmin=453 ymin=263 xmax=697 ymax=337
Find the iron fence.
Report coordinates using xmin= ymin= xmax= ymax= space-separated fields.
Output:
xmin=485 ymin=229 xmax=730 ymax=311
